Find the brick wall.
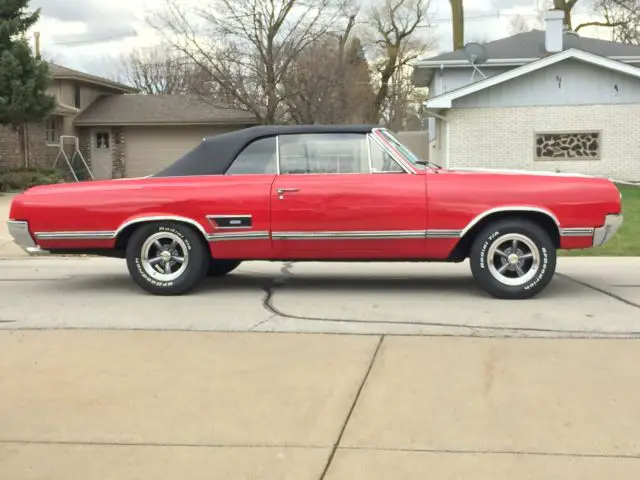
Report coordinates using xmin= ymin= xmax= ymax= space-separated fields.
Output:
xmin=112 ymin=127 xmax=125 ymax=178
xmin=0 ymin=125 xmax=20 ymax=169
xmin=0 ymin=122 xmax=59 ymax=170
xmin=447 ymin=104 xmax=640 ymax=181
xmin=26 ymin=122 xmax=59 ymax=169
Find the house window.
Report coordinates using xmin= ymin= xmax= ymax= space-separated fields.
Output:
xmin=96 ymin=131 xmax=110 ymax=149
xmin=45 ymin=116 xmax=62 ymax=145
xmin=74 ymin=84 xmax=81 ymax=109
xmin=535 ymin=132 xmax=600 ymax=160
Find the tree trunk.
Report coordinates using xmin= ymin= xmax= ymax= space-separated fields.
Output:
xmin=449 ymin=0 xmax=465 ymax=50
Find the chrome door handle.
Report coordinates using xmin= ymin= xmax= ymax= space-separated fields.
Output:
xmin=277 ymin=188 xmax=299 ymax=194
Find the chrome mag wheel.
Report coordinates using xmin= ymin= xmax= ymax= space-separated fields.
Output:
xmin=487 ymin=233 xmax=541 ymax=287
xmin=140 ymin=231 xmax=189 ymax=282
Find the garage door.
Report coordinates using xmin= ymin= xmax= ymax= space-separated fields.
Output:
xmin=124 ymin=125 xmax=241 ymax=178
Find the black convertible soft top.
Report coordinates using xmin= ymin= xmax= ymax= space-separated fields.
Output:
xmin=152 ymin=124 xmax=377 ymax=177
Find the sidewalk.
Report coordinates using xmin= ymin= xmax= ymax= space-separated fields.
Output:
xmin=2 ymin=330 xmax=640 ymax=479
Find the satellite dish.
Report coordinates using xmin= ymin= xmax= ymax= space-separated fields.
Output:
xmin=463 ymin=42 xmax=489 ymax=82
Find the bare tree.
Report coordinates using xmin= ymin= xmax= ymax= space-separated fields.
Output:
xmin=582 ymin=0 xmax=639 ymax=44
xmin=117 ymin=46 xmax=208 ymax=95
xmin=148 ymin=0 xmax=353 ymax=123
xmin=382 ymin=61 xmax=428 ymax=130
xmin=365 ymin=0 xmax=435 ymax=125
xmin=507 ymin=14 xmax=533 ymax=35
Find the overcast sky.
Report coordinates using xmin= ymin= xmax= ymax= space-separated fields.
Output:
xmin=28 ymin=0 xmax=607 ymax=77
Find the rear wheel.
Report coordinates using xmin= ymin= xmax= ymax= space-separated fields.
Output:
xmin=207 ymin=259 xmax=242 ymax=277
xmin=469 ymin=218 xmax=556 ymax=299
xmin=126 ymin=222 xmax=209 ymax=295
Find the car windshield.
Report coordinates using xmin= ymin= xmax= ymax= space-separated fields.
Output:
xmin=374 ymin=128 xmax=434 ymax=170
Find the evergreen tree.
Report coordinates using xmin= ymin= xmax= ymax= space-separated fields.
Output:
xmin=0 ymin=0 xmax=55 ymax=165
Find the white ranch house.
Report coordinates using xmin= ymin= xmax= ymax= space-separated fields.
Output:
xmin=413 ymin=9 xmax=640 ymax=181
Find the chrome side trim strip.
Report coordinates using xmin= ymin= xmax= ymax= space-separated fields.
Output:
xmin=560 ymin=228 xmax=595 ymax=237
xmin=271 ymin=230 xmax=426 ymax=240
xmin=426 ymin=230 xmax=462 ymax=238
xmin=34 ymin=231 xmax=116 ymax=240
xmin=207 ymin=231 xmax=270 ymax=241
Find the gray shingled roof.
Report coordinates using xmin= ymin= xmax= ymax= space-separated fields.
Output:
xmin=421 ymin=30 xmax=640 ymax=63
xmin=74 ymin=94 xmax=258 ymax=126
xmin=48 ymin=63 xmax=138 ymax=93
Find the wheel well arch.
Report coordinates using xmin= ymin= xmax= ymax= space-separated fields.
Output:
xmin=447 ymin=209 xmax=561 ymax=262
xmin=113 ymin=216 xmax=210 ymax=250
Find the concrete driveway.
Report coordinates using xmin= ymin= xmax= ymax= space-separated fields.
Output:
xmin=0 ymin=256 xmax=638 ymax=336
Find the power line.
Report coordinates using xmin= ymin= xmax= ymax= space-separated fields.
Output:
xmin=51 ymin=30 xmax=138 ymax=46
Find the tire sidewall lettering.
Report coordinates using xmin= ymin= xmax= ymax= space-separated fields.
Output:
xmin=523 ymin=246 xmax=549 ymax=291
xmin=479 ymin=230 xmax=501 ymax=270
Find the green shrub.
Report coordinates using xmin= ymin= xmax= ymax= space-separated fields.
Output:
xmin=0 ymin=167 xmax=66 ymax=192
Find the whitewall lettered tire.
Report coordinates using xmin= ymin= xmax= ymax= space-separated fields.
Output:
xmin=469 ymin=218 xmax=557 ymax=299
xmin=126 ymin=221 xmax=209 ymax=295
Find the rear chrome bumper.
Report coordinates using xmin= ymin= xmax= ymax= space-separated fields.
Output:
xmin=593 ymin=214 xmax=623 ymax=247
xmin=6 ymin=220 xmax=45 ymax=254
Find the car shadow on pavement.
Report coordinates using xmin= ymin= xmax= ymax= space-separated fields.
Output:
xmin=39 ymin=270 xmax=580 ymax=301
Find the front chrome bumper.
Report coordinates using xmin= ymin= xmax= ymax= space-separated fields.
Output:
xmin=593 ymin=213 xmax=623 ymax=247
xmin=6 ymin=220 xmax=44 ymax=254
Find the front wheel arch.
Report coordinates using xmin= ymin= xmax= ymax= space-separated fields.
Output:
xmin=447 ymin=211 xmax=561 ymax=262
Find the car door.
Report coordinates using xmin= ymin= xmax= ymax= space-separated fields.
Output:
xmin=203 ymin=135 xmax=277 ymax=259
xmin=270 ymin=131 xmax=428 ymax=259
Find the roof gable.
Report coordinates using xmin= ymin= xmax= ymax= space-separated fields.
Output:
xmin=424 ymin=48 xmax=640 ymax=109
xmin=48 ymin=63 xmax=138 ymax=94
xmin=74 ymin=94 xmax=257 ymax=126
xmin=418 ymin=30 xmax=640 ymax=65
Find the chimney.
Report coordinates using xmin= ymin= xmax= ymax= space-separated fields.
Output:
xmin=543 ymin=9 xmax=565 ymax=53
xmin=34 ymin=31 xmax=41 ymax=58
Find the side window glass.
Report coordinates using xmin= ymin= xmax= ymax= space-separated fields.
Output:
xmin=370 ymin=138 xmax=405 ymax=173
xmin=279 ymin=133 xmax=368 ymax=174
xmin=226 ymin=137 xmax=277 ymax=174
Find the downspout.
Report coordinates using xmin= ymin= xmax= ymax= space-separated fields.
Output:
xmin=23 ymin=122 xmax=29 ymax=168
xmin=423 ymin=107 xmax=449 ymax=168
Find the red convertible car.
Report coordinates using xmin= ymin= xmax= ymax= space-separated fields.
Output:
xmin=7 ymin=125 xmax=623 ymax=299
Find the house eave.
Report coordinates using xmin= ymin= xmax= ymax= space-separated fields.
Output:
xmin=414 ymin=55 xmax=640 ymax=70
xmin=423 ymin=48 xmax=640 ymax=110
xmin=73 ymin=119 xmax=259 ymax=127
xmin=52 ymin=74 xmax=139 ymax=94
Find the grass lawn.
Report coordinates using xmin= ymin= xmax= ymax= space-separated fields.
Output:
xmin=561 ymin=183 xmax=640 ymax=256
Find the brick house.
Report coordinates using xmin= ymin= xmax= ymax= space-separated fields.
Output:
xmin=0 ymin=64 xmax=257 ymax=178
xmin=413 ymin=9 xmax=640 ymax=181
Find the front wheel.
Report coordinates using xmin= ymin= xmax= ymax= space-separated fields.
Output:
xmin=126 ymin=221 xmax=209 ymax=295
xmin=469 ymin=218 xmax=557 ymax=299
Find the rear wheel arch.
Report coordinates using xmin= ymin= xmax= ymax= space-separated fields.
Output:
xmin=448 ymin=209 xmax=561 ymax=261
xmin=114 ymin=216 xmax=210 ymax=251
